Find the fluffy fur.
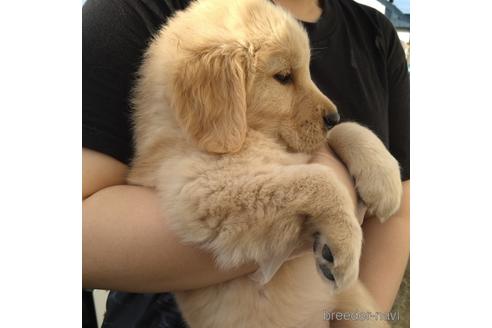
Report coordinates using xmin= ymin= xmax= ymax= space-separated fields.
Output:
xmin=128 ymin=0 xmax=402 ymax=327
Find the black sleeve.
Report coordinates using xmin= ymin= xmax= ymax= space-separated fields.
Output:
xmin=82 ymin=0 xmax=178 ymax=164
xmin=381 ymin=18 xmax=410 ymax=181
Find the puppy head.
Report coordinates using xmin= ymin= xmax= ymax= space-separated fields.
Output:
xmin=170 ymin=0 xmax=337 ymax=154
xmin=244 ymin=11 xmax=338 ymax=153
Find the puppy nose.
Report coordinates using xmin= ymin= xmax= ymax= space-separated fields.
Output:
xmin=323 ymin=112 xmax=340 ymax=129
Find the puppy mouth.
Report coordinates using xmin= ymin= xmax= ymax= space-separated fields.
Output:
xmin=284 ymin=143 xmax=300 ymax=154
xmin=277 ymin=118 xmax=328 ymax=153
xmin=323 ymin=120 xmax=337 ymax=131
xmin=280 ymin=131 xmax=327 ymax=154
xmin=278 ymin=135 xmax=296 ymax=153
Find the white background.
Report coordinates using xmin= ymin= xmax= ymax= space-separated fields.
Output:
xmin=0 ymin=0 xmax=491 ymax=327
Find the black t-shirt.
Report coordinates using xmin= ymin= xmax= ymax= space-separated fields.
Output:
xmin=83 ymin=0 xmax=410 ymax=326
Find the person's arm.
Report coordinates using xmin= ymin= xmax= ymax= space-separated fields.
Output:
xmin=359 ymin=180 xmax=410 ymax=313
xmin=83 ymin=148 xmax=257 ymax=292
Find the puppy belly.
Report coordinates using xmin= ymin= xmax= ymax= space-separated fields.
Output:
xmin=175 ymin=255 xmax=335 ymax=328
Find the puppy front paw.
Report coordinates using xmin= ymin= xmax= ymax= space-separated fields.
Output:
xmin=312 ymin=215 xmax=362 ymax=291
xmin=327 ymin=122 xmax=403 ymax=222
xmin=356 ymin=161 xmax=402 ymax=222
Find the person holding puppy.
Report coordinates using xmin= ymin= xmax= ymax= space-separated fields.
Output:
xmin=83 ymin=0 xmax=409 ymax=327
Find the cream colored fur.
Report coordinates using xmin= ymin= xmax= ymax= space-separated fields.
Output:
xmin=128 ymin=0 xmax=402 ymax=327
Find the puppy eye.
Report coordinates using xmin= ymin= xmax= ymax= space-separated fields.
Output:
xmin=273 ymin=72 xmax=292 ymax=85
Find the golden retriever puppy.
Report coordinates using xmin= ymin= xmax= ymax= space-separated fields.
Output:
xmin=128 ymin=0 xmax=402 ymax=327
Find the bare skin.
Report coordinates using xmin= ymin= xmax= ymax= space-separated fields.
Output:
xmin=360 ymin=182 xmax=410 ymax=312
xmin=272 ymin=0 xmax=322 ymax=23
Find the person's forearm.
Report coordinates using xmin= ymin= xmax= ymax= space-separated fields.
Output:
xmin=359 ymin=180 xmax=410 ymax=313
xmin=83 ymin=184 xmax=257 ymax=292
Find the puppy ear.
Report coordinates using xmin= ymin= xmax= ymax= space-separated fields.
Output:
xmin=172 ymin=42 xmax=250 ymax=153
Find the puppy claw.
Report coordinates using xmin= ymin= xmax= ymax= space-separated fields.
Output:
xmin=322 ymin=244 xmax=334 ymax=263
xmin=313 ymin=230 xmax=360 ymax=290
xmin=319 ymin=263 xmax=335 ymax=281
